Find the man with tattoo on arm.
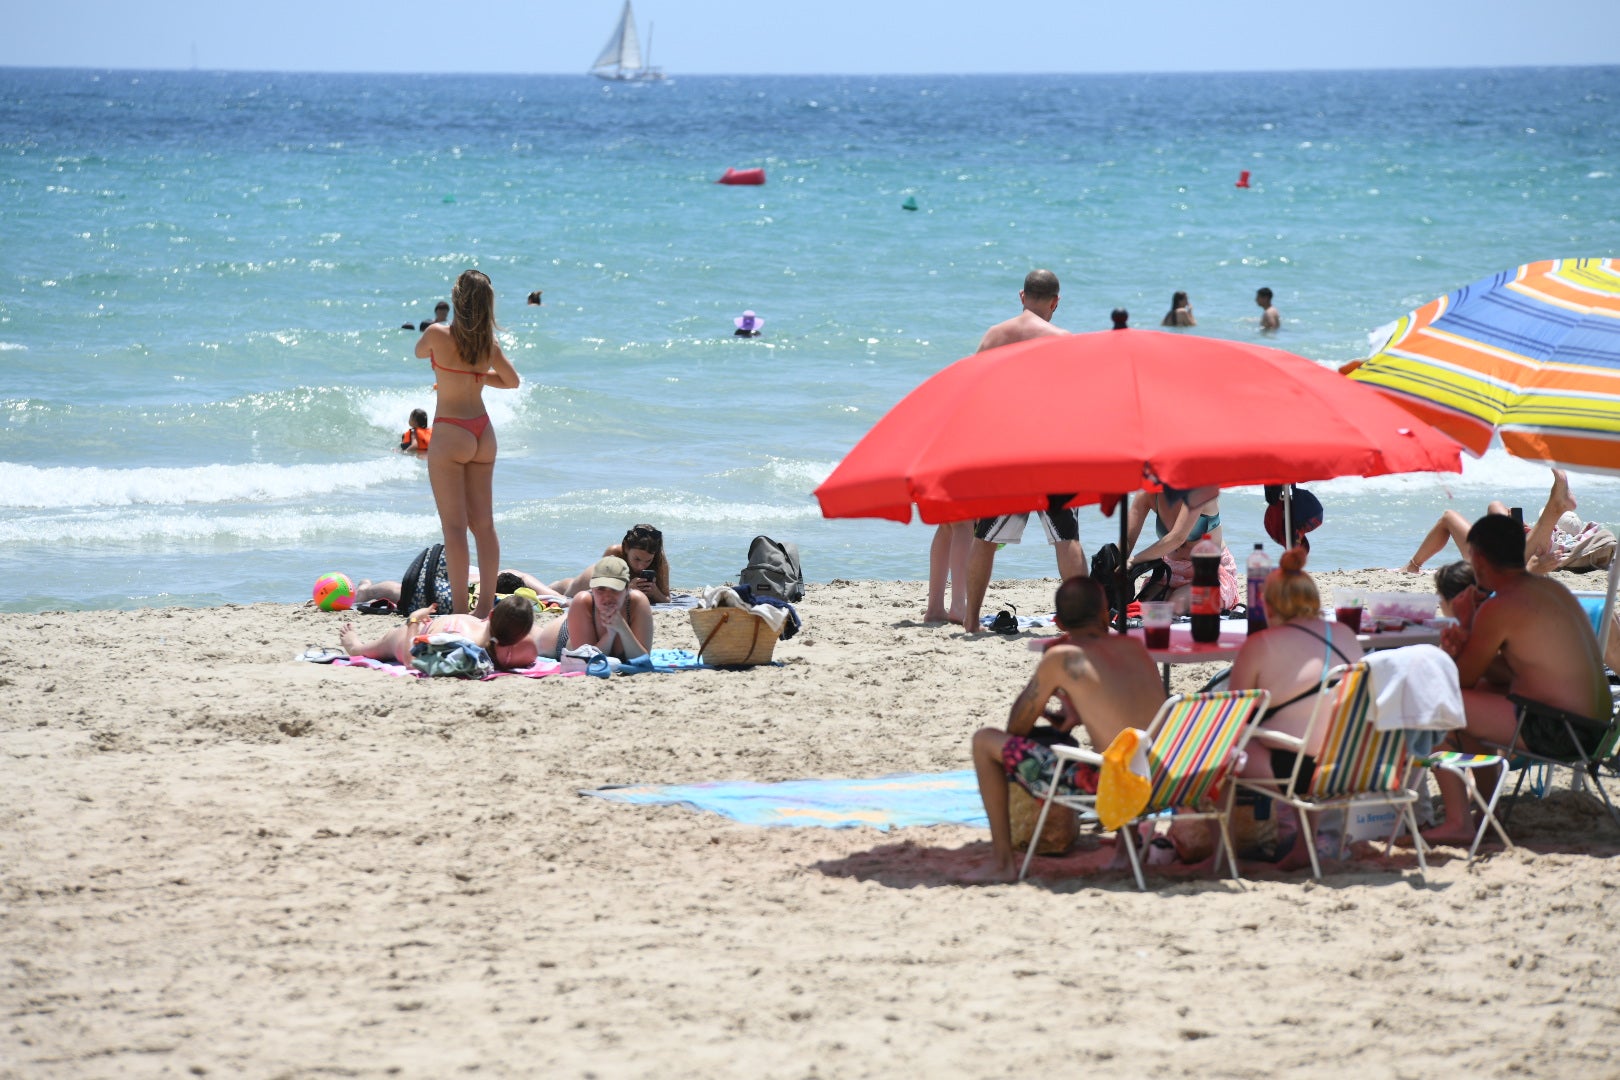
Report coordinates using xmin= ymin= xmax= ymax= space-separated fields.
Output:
xmin=965 ymin=577 xmax=1166 ymax=882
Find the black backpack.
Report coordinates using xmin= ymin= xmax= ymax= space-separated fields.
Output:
xmin=1089 ymin=543 xmax=1170 ymax=618
xmin=738 ymin=535 xmax=805 ymax=602
xmin=398 ymin=543 xmax=456 ymax=616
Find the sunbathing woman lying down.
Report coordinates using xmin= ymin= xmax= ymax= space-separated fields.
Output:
xmin=339 ymin=594 xmax=539 ymax=670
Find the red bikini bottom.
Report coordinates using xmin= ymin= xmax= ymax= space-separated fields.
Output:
xmin=434 ymin=414 xmax=491 ymax=439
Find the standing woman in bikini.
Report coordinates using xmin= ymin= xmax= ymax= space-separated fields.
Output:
xmin=415 ymin=270 xmax=520 ymax=618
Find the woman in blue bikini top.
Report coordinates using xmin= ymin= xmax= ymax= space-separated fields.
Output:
xmin=1125 ymin=484 xmax=1222 ymax=563
xmin=1124 ymin=483 xmax=1240 ymax=611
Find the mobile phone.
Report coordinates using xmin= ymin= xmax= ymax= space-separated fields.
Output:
xmin=1509 ymin=507 xmax=1524 ymax=528
xmin=636 ymin=569 xmax=656 ymax=581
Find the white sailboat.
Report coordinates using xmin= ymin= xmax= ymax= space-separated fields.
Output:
xmin=590 ymin=1 xmax=666 ymax=82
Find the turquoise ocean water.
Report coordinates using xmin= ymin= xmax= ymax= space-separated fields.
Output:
xmin=2 ymin=66 xmax=1618 ymax=612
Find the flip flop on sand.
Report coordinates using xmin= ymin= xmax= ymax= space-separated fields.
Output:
xmin=989 ymin=604 xmax=1020 ymax=635
xmin=298 ymin=647 xmax=347 ymax=664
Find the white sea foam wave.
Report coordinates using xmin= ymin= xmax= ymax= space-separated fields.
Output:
xmin=352 ymin=383 xmax=532 ymax=433
xmin=0 ymin=342 xmax=27 ymax=351
xmin=507 ymin=493 xmax=819 ymax=526
xmin=1310 ymin=448 xmax=1620 ymax=497
xmin=719 ymin=457 xmax=838 ymax=492
xmin=0 ymin=458 xmax=421 ymax=509
xmin=0 ymin=508 xmax=434 ymax=547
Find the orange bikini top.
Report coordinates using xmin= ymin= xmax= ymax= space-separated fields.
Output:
xmin=429 ymin=350 xmax=486 ymax=382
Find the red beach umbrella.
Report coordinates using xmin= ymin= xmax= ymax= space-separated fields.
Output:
xmin=814 ymin=330 xmax=1464 ymax=526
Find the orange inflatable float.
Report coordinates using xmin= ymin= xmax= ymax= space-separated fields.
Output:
xmin=717 ymin=167 xmax=766 ymax=186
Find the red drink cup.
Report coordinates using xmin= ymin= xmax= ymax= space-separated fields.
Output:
xmin=1335 ymin=606 xmax=1363 ymax=633
xmin=1144 ymin=625 xmax=1171 ymax=649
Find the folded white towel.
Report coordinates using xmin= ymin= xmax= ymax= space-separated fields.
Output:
xmin=697 ymin=585 xmax=787 ymax=635
xmin=1366 ymin=645 xmax=1466 ymax=732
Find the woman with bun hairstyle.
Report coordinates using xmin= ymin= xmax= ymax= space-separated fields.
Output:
xmin=1228 ymin=547 xmax=1365 ymax=786
xmin=414 ymin=269 xmax=520 ymax=618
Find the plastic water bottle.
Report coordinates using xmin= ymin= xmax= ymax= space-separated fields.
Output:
xmin=1190 ymin=537 xmax=1222 ymax=643
xmin=1246 ymin=543 xmax=1271 ymax=635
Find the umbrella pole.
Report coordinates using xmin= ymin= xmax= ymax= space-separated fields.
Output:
xmin=1115 ymin=492 xmax=1130 ymax=634
xmin=1283 ymin=486 xmax=1293 ymax=549
xmin=1600 ymin=555 xmax=1618 ymax=661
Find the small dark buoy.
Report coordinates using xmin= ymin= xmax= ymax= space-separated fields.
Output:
xmin=1235 ymin=170 xmax=1251 ymax=189
xmin=901 ymin=196 xmax=918 ymax=211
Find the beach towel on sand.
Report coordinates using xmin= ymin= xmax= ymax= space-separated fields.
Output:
xmin=330 ymin=648 xmax=708 ymax=679
xmin=582 ymin=770 xmax=988 ymax=830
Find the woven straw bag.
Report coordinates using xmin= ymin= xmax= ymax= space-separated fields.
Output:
xmin=1008 ymin=783 xmax=1079 ymax=855
xmin=689 ymin=607 xmax=780 ymax=667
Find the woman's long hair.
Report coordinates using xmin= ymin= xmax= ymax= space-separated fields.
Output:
xmin=622 ymin=523 xmax=670 ymax=596
xmin=1161 ymin=291 xmax=1189 ymax=326
xmin=449 ymin=269 xmax=497 ymax=368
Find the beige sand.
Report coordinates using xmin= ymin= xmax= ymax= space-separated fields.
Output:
xmin=4 ymin=568 xmax=1619 ymax=1077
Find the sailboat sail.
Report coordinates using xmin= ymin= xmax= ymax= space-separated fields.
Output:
xmin=592 ymin=1 xmax=643 ymax=74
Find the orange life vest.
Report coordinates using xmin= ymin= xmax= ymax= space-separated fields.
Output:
xmin=400 ymin=426 xmax=432 ymax=452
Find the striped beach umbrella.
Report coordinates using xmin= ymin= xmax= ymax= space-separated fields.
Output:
xmin=1348 ymin=257 xmax=1620 ymax=474
xmin=1350 ymin=257 xmax=1620 ymax=660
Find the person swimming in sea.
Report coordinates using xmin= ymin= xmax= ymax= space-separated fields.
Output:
xmin=399 ymin=408 xmax=431 ymax=453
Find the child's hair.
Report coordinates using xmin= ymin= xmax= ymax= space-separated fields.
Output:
xmin=450 ymin=269 xmax=497 ymax=367
xmin=1262 ymin=546 xmax=1319 ymax=622
xmin=488 ymin=593 xmax=535 ymax=646
xmin=1433 ymin=560 xmax=1476 ymax=602
xmin=409 ymin=408 xmax=429 ymax=428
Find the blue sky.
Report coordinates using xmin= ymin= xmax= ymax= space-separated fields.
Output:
xmin=6 ymin=0 xmax=1619 ymax=75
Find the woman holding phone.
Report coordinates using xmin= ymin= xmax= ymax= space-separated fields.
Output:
xmin=551 ymin=523 xmax=671 ymax=604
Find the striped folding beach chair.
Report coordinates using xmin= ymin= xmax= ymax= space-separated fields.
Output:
xmin=1239 ymin=663 xmax=1428 ymax=882
xmin=1411 ymin=750 xmax=1514 ymax=864
xmin=1491 ymin=694 xmax=1620 ymax=828
xmin=1019 ymin=689 xmax=1270 ymax=890
xmin=1479 ymin=592 xmax=1620 ymax=827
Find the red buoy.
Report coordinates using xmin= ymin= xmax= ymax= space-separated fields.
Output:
xmin=1235 ymin=170 xmax=1251 ymax=189
xmin=717 ymin=167 xmax=766 ymax=186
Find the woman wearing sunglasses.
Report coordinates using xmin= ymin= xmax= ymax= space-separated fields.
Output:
xmin=552 ymin=524 xmax=671 ymax=604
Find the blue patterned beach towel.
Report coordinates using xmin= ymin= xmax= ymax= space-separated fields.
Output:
xmin=582 ymin=770 xmax=987 ymax=830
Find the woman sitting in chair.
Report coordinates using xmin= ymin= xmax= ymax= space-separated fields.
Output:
xmin=1229 ymin=548 xmax=1364 ymax=789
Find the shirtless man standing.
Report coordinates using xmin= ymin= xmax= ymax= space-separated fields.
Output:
xmin=1426 ymin=513 xmax=1612 ymax=846
xmin=931 ymin=269 xmax=1085 ymax=630
xmin=966 ymin=576 xmax=1167 ymax=882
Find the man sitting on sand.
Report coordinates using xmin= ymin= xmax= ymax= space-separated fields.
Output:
xmin=339 ymin=594 xmax=539 ymax=671
xmin=966 ymin=576 xmax=1166 ymax=882
xmin=1425 ymin=513 xmax=1611 ymax=846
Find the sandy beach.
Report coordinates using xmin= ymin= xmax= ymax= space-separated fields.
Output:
xmin=5 ymin=567 xmax=1620 ymax=1078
